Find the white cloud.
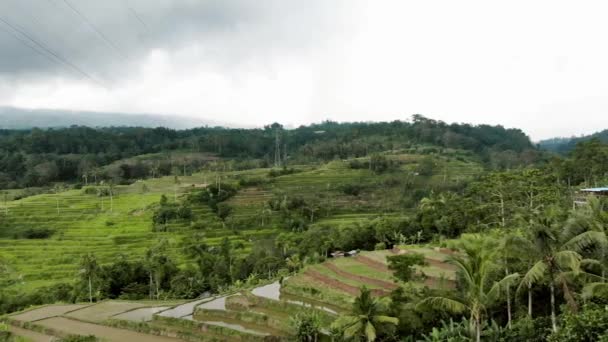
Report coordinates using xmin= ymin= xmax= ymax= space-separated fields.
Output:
xmin=2 ymin=0 xmax=608 ymax=139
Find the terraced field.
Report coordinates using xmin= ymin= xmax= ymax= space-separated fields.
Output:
xmin=1 ymin=152 xmax=477 ymax=341
xmin=3 ymin=245 xmax=461 ymax=341
xmin=1 ymin=154 xmax=480 ymax=294
xmin=282 ymin=247 xmax=457 ymax=309
xmin=0 ymin=167 xmax=283 ymax=292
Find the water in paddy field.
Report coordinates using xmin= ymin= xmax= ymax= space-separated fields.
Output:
xmin=198 ymin=296 xmax=227 ymax=310
xmin=251 ymin=281 xmax=281 ymax=300
xmin=251 ymin=281 xmax=338 ymax=314
xmin=113 ymin=307 xmax=171 ymax=322
xmin=158 ymin=298 xmax=213 ymax=318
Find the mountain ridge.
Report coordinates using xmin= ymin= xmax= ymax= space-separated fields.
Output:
xmin=0 ymin=106 xmax=229 ymax=130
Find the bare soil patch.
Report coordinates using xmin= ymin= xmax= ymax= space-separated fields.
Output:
xmin=304 ymin=269 xmax=390 ymax=296
xmin=322 ymin=263 xmax=397 ymax=290
xmin=354 ymin=255 xmax=390 ymax=272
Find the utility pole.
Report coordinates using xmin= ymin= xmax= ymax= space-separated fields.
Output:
xmin=274 ymin=128 xmax=281 ymax=168
xmin=109 ymin=184 xmax=114 ymax=213
xmin=54 ymin=185 xmax=60 ymax=215
xmin=283 ymin=143 xmax=287 ymax=167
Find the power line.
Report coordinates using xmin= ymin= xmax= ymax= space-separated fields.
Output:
xmin=0 ymin=16 xmax=103 ymax=86
xmin=0 ymin=21 xmax=51 ymax=60
xmin=123 ymin=0 xmax=149 ymax=33
xmin=60 ymin=0 xmax=127 ymax=59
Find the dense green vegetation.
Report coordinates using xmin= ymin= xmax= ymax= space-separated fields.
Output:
xmin=0 ymin=115 xmax=536 ymax=189
xmin=2 ymin=117 xmax=608 ymax=341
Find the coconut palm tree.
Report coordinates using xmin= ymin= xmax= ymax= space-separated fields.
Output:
xmin=496 ymin=235 xmax=522 ymax=329
xmin=517 ymin=211 xmax=583 ymax=333
xmin=418 ymin=235 xmax=519 ymax=342
xmin=500 ymin=233 xmax=537 ymax=319
xmin=331 ymin=287 xmax=399 ymax=342
xmin=564 ymin=196 xmax=608 ymax=278
xmin=290 ymin=310 xmax=323 ymax=342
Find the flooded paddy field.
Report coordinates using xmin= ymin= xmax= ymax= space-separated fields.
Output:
xmin=10 ymin=304 xmax=89 ymax=322
xmin=35 ymin=316 xmax=183 ymax=342
xmin=66 ymin=301 xmax=148 ymax=322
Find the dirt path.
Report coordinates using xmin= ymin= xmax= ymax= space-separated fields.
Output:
xmin=36 ymin=317 xmax=183 ymax=342
xmin=304 ymin=269 xmax=390 ymax=296
xmin=9 ymin=326 xmax=54 ymax=342
xmin=322 ymin=263 xmax=397 ymax=290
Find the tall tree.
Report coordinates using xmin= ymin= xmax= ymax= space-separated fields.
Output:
xmin=517 ymin=208 xmax=583 ymax=333
xmin=145 ymin=239 xmax=173 ymax=299
xmin=418 ymin=235 xmax=519 ymax=342
xmin=79 ymin=253 xmax=99 ymax=303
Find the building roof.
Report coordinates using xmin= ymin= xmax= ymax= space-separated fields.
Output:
xmin=580 ymin=187 xmax=608 ymax=192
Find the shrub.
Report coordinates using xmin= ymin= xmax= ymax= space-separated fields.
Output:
xmin=502 ymin=317 xmax=552 ymax=342
xmin=374 ymin=242 xmax=387 ymax=250
xmin=82 ymin=186 xmax=97 ymax=195
xmin=416 ymin=157 xmax=435 ymax=176
xmin=548 ymin=305 xmax=608 ymax=341
xmin=340 ymin=183 xmax=364 ymax=196
xmin=238 ymin=176 xmax=268 ymax=187
xmin=387 ymin=253 xmax=427 ymax=282
xmin=268 ymin=167 xmax=299 ymax=178
xmin=18 ymin=228 xmax=54 ymax=239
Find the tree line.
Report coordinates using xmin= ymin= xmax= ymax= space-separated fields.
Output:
xmin=0 ymin=116 xmax=537 ymax=189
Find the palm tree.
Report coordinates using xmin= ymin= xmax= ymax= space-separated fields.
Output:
xmin=418 ymin=235 xmax=519 ymax=342
xmin=331 ymin=287 xmax=398 ymax=342
xmin=286 ymin=254 xmax=303 ymax=273
xmin=517 ymin=211 xmax=583 ymax=333
xmin=564 ymin=196 xmax=608 ymax=278
xmin=496 ymin=235 xmax=521 ymax=329
xmin=79 ymin=253 xmax=99 ymax=303
xmin=501 ymin=233 xmax=536 ymax=319
xmin=290 ymin=310 xmax=323 ymax=342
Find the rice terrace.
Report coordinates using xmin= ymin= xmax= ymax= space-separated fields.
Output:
xmin=2 ymin=2 xmax=608 ymax=340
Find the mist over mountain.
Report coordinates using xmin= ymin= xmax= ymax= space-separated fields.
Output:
xmin=538 ymin=129 xmax=608 ymax=153
xmin=0 ymin=107 xmax=225 ymax=130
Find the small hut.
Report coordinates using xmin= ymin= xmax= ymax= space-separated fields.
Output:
xmin=574 ymin=187 xmax=608 ymax=206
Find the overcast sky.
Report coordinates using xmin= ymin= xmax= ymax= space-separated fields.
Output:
xmin=0 ymin=0 xmax=607 ymax=140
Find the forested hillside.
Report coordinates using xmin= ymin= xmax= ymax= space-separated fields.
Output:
xmin=0 ymin=115 xmax=536 ymax=189
xmin=2 ymin=117 xmax=608 ymax=342
xmin=539 ymin=128 xmax=608 ymax=153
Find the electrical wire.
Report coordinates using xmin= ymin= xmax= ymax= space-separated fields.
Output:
xmin=0 ymin=16 xmax=103 ymax=86
xmin=61 ymin=0 xmax=127 ymax=60
xmin=124 ymin=0 xmax=149 ymax=33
